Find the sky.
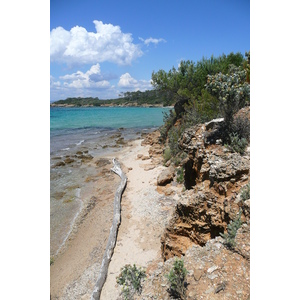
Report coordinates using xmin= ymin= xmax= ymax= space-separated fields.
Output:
xmin=50 ymin=0 xmax=250 ymax=102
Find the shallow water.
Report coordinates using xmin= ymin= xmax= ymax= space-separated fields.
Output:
xmin=50 ymin=106 xmax=170 ymax=256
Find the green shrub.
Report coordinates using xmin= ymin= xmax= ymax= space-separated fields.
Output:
xmin=166 ymin=258 xmax=188 ymax=299
xmin=176 ymin=167 xmax=184 ymax=184
xmin=116 ymin=264 xmax=146 ymax=300
xmin=163 ymin=147 xmax=172 ymax=163
xmin=173 ymin=152 xmax=187 ymax=167
xmin=227 ymin=133 xmax=248 ymax=154
xmin=182 ymin=89 xmax=221 ymax=127
xmin=159 ymin=109 xmax=177 ymax=142
xmin=232 ymin=116 xmax=250 ymax=141
xmin=168 ymin=125 xmax=185 ymax=156
xmin=240 ymin=183 xmax=250 ymax=201
xmin=220 ymin=210 xmax=242 ymax=249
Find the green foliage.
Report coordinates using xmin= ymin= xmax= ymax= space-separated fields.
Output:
xmin=183 ymin=89 xmax=221 ymax=126
xmin=240 ymin=183 xmax=250 ymax=201
xmin=220 ymin=210 xmax=243 ymax=249
xmin=166 ymin=258 xmax=188 ymax=299
xmin=176 ymin=167 xmax=184 ymax=184
xmin=205 ymin=65 xmax=250 ymax=134
xmin=227 ymin=133 xmax=248 ymax=154
xmin=243 ymin=51 xmax=250 ymax=84
xmin=232 ymin=115 xmax=250 ymax=142
xmin=159 ymin=109 xmax=177 ymax=142
xmin=153 ymin=51 xmax=249 ymax=152
xmin=50 ymin=257 xmax=54 ymax=265
xmin=173 ymin=152 xmax=188 ymax=167
xmin=51 ymin=89 xmax=174 ymax=107
xmin=116 ymin=264 xmax=146 ymax=300
xmin=151 ymin=52 xmax=246 ymax=119
xmin=168 ymin=125 xmax=185 ymax=157
xmin=163 ymin=147 xmax=172 ymax=163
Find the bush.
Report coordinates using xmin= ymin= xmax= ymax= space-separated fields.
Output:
xmin=116 ymin=264 xmax=146 ymax=300
xmin=159 ymin=109 xmax=177 ymax=142
xmin=232 ymin=116 xmax=250 ymax=141
xmin=176 ymin=167 xmax=184 ymax=184
xmin=168 ymin=125 xmax=186 ymax=157
xmin=163 ymin=147 xmax=172 ymax=163
xmin=240 ymin=183 xmax=250 ymax=201
xmin=220 ymin=210 xmax=242 ymax=249
xmin=166 ymin=258 xmax=188 ymax=299
xmin=227 ymin=133 xmax=248 ymax=154
xmin=182 ymin=89 xmax=221 ymax=127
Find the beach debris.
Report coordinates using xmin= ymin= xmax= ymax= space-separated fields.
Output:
xmin=91 ymin=158 xmax=127 ymax=300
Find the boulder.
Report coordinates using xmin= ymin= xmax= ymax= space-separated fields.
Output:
xmin=205 ymin=117 xmax=224 ymax=130
xmin=157 ymin=167 xmax=175 ymax=186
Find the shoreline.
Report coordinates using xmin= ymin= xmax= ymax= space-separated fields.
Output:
xmin=50 ymin=104 xmax=174 ymax=108
xmin=50 ymin=135 xmax=176 ymax=299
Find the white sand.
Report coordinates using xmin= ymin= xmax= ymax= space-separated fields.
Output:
xmin=100 ymin=139 xmax=166 ymax=299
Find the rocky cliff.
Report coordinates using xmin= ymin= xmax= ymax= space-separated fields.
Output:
xmin=139 ymin=107 xmax=250 ymax=299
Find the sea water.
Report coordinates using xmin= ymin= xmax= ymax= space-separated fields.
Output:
xmin=50 ymin=106 xmax=170 ymax=256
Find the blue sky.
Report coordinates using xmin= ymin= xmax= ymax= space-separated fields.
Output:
xmin=50 ymin=0 xmax=250 ymax=102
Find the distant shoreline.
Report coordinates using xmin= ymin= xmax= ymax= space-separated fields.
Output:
xmin=50 ymin=103 xmax=174 ymax=108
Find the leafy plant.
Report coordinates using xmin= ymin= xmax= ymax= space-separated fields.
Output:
xmin=116 ymin=264 xmax=146 ymax=300
xmin=205 ymin=64 xmax=250 ymax=142
xmin=182 ymin=89 xmax=221 ymax=127
xmin=176 ymin=167 xmax=184 ymax=184
xmin=220 ymin=210 xmax=243 ymax=249
xmin=166 ymin=258 xmax=188 ymax=299
xmin=240 ymin=183 xmax=250 ymax=201
xmin=163 ymin=147 xmax=172 ymax=163
xmin=232 ymin=115 xmax=250 ymax=142
xmin=159 ymin=109 xmax=177 ymax=142
xmin=226 ymin=133 xmax=248 ymax=154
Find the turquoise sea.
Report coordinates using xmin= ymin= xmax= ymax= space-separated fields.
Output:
xmin=50 ymin=106 xmax=169 ymax=153
xmin=50 ymin=106 xmax=170 ymax=256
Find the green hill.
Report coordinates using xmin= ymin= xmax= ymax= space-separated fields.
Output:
xmin=50 ymin=89 xmax=174 ymax=107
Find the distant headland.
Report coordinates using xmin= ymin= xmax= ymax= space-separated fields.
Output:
xmin=50 ymin=89 xmax=174 ymax=108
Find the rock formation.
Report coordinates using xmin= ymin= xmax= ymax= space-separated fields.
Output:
xmin=139 ymin=107 xmax=250 ymax=299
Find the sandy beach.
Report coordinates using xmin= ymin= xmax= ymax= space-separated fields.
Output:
xmin=50 ymin=136 xmax=177 ymax=299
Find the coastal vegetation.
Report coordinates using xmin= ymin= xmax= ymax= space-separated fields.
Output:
xmin=166 ymin=258 xmax=188 ymax=299
xmin=50 ymin=89 xmax=174 ymax=107
xmin=154 ymin=51 xmax=250 ymax=159
xmin=116 ymin=264 xmax=146 ymax=300
xmin=240 ymin=183 xmax=250 ymax=201
xmin=220 ymin=210 xmax=243 ymax=249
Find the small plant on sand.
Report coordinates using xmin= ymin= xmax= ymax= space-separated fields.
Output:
xmin=220 ymin=210 xmax=243 ymax=249
xmin=166 ymin=258 xmax=188 ymax=299
xmin=116 ymin=264 xmax=146 ymax=300
xmin=50 ymin=257 xmax=54 ymax=265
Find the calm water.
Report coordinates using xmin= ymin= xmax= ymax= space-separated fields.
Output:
xmin=50 ymin=107 xmax=169 ymax=154
xmin=50 ymin=106 xmax=170 ymax=256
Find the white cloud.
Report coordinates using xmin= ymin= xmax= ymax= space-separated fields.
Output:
xmin=50 ymin=21 xmax=143 ymax=66
xmin=50 ymin=64 xmax=116 ymax=101
xmin=59 ymin=63 xmax=110 ymax=88
xmin=118 ymin=73 xmax=152 ymax=91
xmin=139 ymin=37 xmax=166 ymax=46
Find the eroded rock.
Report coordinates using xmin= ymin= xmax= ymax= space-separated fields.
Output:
xmin=157 ymin=166 xmax=175 ymax=186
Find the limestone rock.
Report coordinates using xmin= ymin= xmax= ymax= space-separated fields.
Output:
xmin=157 ymin=167 xmax=175 ymax=186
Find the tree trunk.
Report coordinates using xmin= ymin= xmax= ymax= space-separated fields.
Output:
xmin=90 ymin=158 xmax=127 ymax=300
